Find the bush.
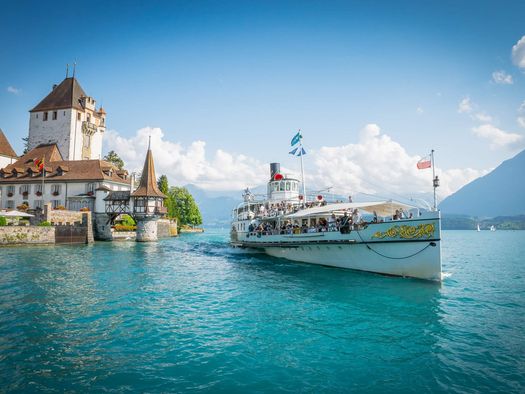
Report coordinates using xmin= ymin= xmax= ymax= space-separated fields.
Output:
xmin=114 ymin=224 xmax=136 ymax=232
xmin=0 ymin=217 xmax=6 ymax=226
xmin=120 ymin=214 xmax=136 ymax=226
xmin=38 ymin=221 xmax=52 ymax=226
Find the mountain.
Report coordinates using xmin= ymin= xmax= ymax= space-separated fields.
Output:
xmin=184 ymin=184 xmax=241 ymax=227
xmin=439 ymin=149 xmax=525 ymax=217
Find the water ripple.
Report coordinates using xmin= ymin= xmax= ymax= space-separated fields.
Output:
xmin=0 ymin=230 xmax=524 ymax=392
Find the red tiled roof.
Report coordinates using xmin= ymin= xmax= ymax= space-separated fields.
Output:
xmin=30 ymin=77 xmax=87 ymax=112
xmin=0 ymin=144 xmax=130 ymax=184
xmin=0 ymin=128 xmax=17 ymax=158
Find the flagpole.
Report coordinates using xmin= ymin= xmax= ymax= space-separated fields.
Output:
xmin=431 ymin=149 xmax=436 ymax=211
xmin=299 ymin=138 xmax=306 ymax=208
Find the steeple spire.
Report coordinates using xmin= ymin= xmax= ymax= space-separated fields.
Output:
xmin=130 ymin=145 xmax=166 ymax=198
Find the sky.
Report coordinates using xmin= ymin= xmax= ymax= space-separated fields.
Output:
xmin=1 ymin=0 xmax=524 ymax=201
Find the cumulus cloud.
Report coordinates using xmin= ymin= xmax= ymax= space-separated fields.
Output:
xmin=472 ymin=124 xmax=524 ymax=149
xmin=6 ymin=86 xmax=20 ymax=95
xmin=517 ymin=117 xmax=525 ymax=129
xmin=458 ymin=97 xmax=472 ymax=113
xmin=512 ymin=35 xmax=525 ymax=69
xmin=104 ymin=127 xmax=268 ymax=191
xmin=105 ymin=125 xmax=487 ymax=200
xmin=310 ymin=124 xmax=486 ymax=199
xmin=491 ymin=70 xmax=513 ymax=85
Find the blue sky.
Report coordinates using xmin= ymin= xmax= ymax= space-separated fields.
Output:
xmin=1 ymin=1 xmax=524 ymax=196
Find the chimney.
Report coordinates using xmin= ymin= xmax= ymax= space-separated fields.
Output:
xmin=52 ymin=84 xmax=57 ymax=90
xmin=270 ymin=163 xmax=280 ymax=180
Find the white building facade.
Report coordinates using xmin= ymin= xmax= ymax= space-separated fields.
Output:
xmin=28 ymin=77 xmax=106 ymax=161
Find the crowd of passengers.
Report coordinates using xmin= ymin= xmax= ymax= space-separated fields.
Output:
xmin=255 ymin=200 xmax=329 ymax=218
xmin=248 ymin=208 xmax=413 ymax=236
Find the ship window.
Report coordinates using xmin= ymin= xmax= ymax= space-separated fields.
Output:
xmin=286 ymin=182 xmax=291 ymax=191
xmin=292 ymin=182 xmax=297 ymax=191
xmin=279 ymin=181 xmax=284 ymax=191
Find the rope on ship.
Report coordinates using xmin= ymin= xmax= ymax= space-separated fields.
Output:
xmin=355 ymin=229 xmax=435 ymax=260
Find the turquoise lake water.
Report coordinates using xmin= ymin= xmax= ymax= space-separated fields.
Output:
xmin=1 ymin=230 xmax=524 ymax=393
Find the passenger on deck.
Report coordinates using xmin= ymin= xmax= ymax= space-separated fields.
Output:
xmin=340 ymin=211 xmax=351 ymax=234
xmin=352 ymin=208 xmax=361 ymax=229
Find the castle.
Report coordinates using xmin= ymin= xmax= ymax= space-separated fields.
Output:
xmin=0 ymin=74 xmax=168 ymax=241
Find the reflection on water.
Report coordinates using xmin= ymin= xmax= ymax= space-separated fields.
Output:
xmin=0 ymin=230 xmax=524 ymax=392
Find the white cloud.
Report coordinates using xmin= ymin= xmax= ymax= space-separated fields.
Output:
xmin=104 ymin=127 xmax=268 ymax=191
xmin=517 ymin=117 xmax=525 ymax=129
xmin=310 ymin=124 xmax=485 ymax=199
xmin=512 ymin=35 xmax=525 ymax=69
xmin=105 ymin=125 xmax=487 ymax=200
xmin=491 ymin=70 xmax=513 ymax=85
xmin=458 ymin=97 xmax=472 ymax=113
xmin=6 ymin=86 xmax=20 ymax=95
xmin=519 ymin=100 xmax=525 ymax=113
xmin=417 ymin=106 xmax=424 ymax=114
xmin=473 ymin=112 xmax=492 ymax=122
xmin=472 ymin=124 xmax=524 ymax=149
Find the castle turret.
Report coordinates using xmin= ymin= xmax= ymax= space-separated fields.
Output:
xmin=131 ymin=141 xmax=167 ymax=242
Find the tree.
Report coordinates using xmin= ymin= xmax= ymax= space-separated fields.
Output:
xmin=104 ymin=150 xmax=124 ymax=169
xmin=22 ymin=137 xmax=29 ymax=154
xmin=157 ymin=175 xmax=169 ymax=194
xmin=166 ymin=187 xmax=202 ymax=227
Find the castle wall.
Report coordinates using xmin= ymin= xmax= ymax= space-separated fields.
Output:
xmin=0 ymin=226 xmax=55 ymax=245
xmin=28 ymin=109 xmax=74 ymax=158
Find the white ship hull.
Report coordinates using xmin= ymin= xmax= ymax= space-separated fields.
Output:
xmin=232 ymin=216 xmax=441 ymax=281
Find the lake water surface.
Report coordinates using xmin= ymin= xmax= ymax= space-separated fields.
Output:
xmin=1 ymin=230 xmax=524 ymax=393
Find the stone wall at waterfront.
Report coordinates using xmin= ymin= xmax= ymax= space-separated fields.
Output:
xmin=0 ymin=226 xmax=55 ymax=245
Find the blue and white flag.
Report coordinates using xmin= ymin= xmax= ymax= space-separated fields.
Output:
xmin=289 ymin=147 xmax=306 ymax=156
xmin=290 ymin=131 xmax=302 ymax=146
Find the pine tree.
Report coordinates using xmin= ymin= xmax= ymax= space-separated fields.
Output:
xmin=104 ymin=150 xmax=125 ymax=169
xmin=157 ymin=175 xmax=169 ymax=194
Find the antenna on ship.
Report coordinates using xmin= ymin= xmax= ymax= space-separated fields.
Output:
xmin=431 ymin=149 xmax=439 ymax=211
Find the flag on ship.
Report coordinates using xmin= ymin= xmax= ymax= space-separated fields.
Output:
xmin=290 ymin=131 xmax=302 ymax=146
xmin=289 ymin=130 xmax=306 ymax=156
xmin=33 ymin=157 xmax=44 ymax=170
xmin=417 ymin=156 xmax=431 ymax=169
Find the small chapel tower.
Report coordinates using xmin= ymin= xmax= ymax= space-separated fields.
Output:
xmin=131 ymin=140 xmax=167 ymax=242
xmin=28 ymin=76 xmax=106 ymax=161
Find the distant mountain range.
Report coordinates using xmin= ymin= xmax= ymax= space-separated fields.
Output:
xmin=439 ymin=149 xmax=525 ymax=217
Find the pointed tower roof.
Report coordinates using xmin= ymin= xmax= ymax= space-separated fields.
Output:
xmin=131 ymin=143 xmax=167 ymax=198
xmin=30 ymin=77 xmax=87 ymax=112
xmin=0 ymin=128 xmax=17 ymax=158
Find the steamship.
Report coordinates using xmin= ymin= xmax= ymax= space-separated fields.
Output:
xmin=230 ymin=163 xmax=442 ymax=281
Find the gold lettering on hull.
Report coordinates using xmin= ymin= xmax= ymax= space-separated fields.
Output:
xmin=372 ymin=223 xmax=435 ymax=239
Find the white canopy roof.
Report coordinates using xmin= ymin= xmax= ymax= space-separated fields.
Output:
xmin=285 ymin=201 xmax=416 ymax=219
xmin=0 ymin=210 xmax=34 ymax=217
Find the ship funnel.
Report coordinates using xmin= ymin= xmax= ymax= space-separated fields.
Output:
xmin=270 ymin=163 xmax=280 ymax=180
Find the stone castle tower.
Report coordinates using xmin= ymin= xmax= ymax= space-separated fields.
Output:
xmin=28 ymin=76 xmax=106 ymax=161
xmin=131 ymin=140 xmax=167 ymax=242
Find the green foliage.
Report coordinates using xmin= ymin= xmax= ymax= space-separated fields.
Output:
xmin=166 ymin=187 xmax=202 ymax=226
xmin=104 ymin=150 xmax=125 ymax=170
xmin=38 ymin=221 xmax=51 ymax=227
xmin=114 ymin=224 xmax=137 ymax=232
xmin=0 ymin=216 xmax=7 ymax=226
xmin=22 ymin=136 xmax=29 ymax=154
xmin=157 ymin=175 xmax=169 ymax=194
xmin=120 ymin=214 xmax=136 ymax=226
